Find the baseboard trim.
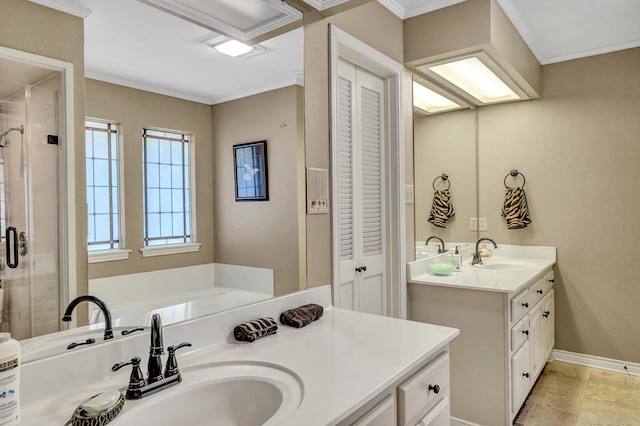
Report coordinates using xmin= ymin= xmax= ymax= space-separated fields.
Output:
xmin=450 ymin=417 xmax=483 ymax=426
xmin=552 ymin=349 xmax=640 ymax=376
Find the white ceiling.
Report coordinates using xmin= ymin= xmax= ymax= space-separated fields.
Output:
xmin=29 ymin=0 xmax=640 ymax=104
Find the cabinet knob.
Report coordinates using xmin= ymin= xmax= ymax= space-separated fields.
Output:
xmin=543 ymin=311 xmax=550 ymax=318
xmin=523 ymin=330 xmax=529 ymax=336
xmin=522 ymin=303 xmax=529 ymax=308
xmin=355 ymin=267 xmax=362 ymax=272
xmin=362 ymin=266 xmax=367 ymax=272
xmin=428 ymin=384 xmax=440 ymax=394
xmin=549 ymin=279 xmax=555 ymax=283
xmin=537 ymin=290 xmax=543 ymax=294
xmin=523 ymin=372 xmax=530 ymax=378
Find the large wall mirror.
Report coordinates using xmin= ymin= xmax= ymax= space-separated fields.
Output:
xmin=1 ymin=0 xmax=305 ymax=360
xmin=413 ymin=76 xmax=478 ymax=258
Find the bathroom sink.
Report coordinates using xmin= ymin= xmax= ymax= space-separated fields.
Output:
xmin=111 ymin=361 xmax=304 ymax=426
xmin=473 ymin=259 xmax=536 ymax=271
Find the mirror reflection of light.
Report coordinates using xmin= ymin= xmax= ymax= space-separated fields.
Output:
xmin=412 ymin=82 xmax=461 ymax=114
xmin=428 ymin=57 xmax=520 ymax=103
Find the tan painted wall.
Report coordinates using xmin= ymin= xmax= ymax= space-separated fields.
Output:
xmin=212 ymin=86 xmax=302 ymax=297
xmin=303 ymin=1 xmax=403 ymax=287
xmin=477 ymin=48 xmax=640 ymax=363
xmin=85 ymin=79 xmax=214 ymax=278
xmin=413 ymin=48 xmax=640 ymax=362
xmin=414 ymin=109 xmax=478 ymax=245
xmin=0 ymin=0 xmax=88 ymax=300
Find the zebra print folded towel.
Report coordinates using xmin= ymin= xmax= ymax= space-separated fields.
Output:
xmin=233 ymin=317 xmax=278 ymax=342
xmin=428 ymin=189 xmax=455 ymax=228
xmin=502 ymin=186 xmax=532 ymax=229
xmin=280 ymin=304 xmax=324 ymax=328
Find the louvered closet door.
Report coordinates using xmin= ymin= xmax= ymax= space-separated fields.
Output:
xmin=336 ymin=59 xmax=387 ymax=316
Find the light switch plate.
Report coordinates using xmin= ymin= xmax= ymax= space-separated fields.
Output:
xmin=479 ymin=217 xmax=487 ymax=231
xmin=405 ymin=185 xmax=414 ymax=204
xmin=469 ymin=217 xmax=478 ymax=231
xmin=307 ymin=167 xmax=329 ymax=214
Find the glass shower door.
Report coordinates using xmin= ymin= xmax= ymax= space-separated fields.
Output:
xmin=0 ymin=81 xmax=60 ymax=340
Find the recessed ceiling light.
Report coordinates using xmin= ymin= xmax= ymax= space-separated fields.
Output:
xmin=203 ymin=37 xmax=266 ymax=58
xmin=417 ymin=52 xmax=528 ymax=105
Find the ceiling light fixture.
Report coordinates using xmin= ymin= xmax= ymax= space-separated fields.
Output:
xmin=412 ymin=81 xmax=468 ymax=115
xmin=203 ymin=37 xmax=265 ymax=58
xmin=417 ymin=51 xmax=528 ymax=105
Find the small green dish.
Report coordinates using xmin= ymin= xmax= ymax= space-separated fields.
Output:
xmin=429 ymin=262 xmax=454 ymax=276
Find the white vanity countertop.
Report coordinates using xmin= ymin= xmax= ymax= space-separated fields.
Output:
xmin=408 ymin=245 xmax=556 ymax=294
xmin=21 ymin=286 xmax=459 ymax=426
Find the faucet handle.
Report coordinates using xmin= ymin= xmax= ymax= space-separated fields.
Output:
xmin=164 ymin=342 xmax=192 ymax=378
xmin=112 ymin=356 xmax=146 ymax=399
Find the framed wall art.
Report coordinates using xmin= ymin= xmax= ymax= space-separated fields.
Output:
xmin=233 ymin=140 xmax=269 ymax=201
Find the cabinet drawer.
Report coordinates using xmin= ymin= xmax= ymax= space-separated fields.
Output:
xmin=511 ymin=341 xmax=532 ymax=413
xmin=398 ymin=352 xmax=449 ymax=426
xmin=541 ymin=270 xmax=555 ymax=293
xmin=352 ymin=394 xmax=396 ymax=426
xmin=511 ymin=315 xmax=530 ymax=352
xmin=529 ymin=278 xmax=546 ymax=306
xmin=511 ymin=288 xmax=532 ymax=322
xmin=415 ymin=396 xmax=450 ymax=426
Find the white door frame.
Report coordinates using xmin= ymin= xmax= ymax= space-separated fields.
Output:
xmin=329 ymin=25 xmax=406 ymax=319
xmin=0 ymin=45 xmax=77 ymax=325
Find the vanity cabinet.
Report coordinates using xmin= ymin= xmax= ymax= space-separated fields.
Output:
xmin=408 ymin=267 xmax=555 ymax=426
xmin=342 ymin=348 xmax=451 ymax=426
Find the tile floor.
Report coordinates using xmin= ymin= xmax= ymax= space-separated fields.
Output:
xmin=514 ymin=361 xmax=640 ymax=425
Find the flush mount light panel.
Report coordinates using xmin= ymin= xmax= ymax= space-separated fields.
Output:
xmin=412 ymin=81 xmax=468 ymax=115
xmin=203 ymin=36 xmax=266 ymax=58
xmin=141 ymin=0 xmax=302 ymax=42
xmin=417 ymin=51 xmax=529 ymax=106
xmin=298 ymin=0 xmax=351 ymax=11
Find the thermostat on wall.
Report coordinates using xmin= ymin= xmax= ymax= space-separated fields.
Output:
xmin=307 ymin=167 xmax=329 ymax=214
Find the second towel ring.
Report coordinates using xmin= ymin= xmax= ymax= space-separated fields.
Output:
xmin=504 ymin=169 xmax=526 ymax=188
xmin=433 ymin=174 xmax=450 ymax=190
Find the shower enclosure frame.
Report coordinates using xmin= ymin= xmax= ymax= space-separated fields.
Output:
xmin=0 ymin=45 xmax=78 ymax=329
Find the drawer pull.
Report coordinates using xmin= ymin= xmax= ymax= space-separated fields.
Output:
xmin=537 ymin=290 xmax=543 ymax=294
xmin=549 ymin=279 xmax=555 ymax=283
xmin=522 ymin=330 xmax=529 ymax=336
xmin=543 ymin=311 xmax=550 ymax=318
xmin=522 ymin=303 xmax=529 ymax=308
xmin=523 ymin=373 xmax=530 ymax=378
xmin=428 ymin=384 xmax=440 ymax=394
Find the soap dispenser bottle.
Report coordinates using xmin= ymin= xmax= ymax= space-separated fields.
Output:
xmin=0 ymin=332 xmax=20 ymax=425
xmin=451 ymin=246 xmax=462 ymax=271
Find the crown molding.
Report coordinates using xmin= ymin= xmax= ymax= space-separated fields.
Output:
xmin=28 ymin=0 xmax=92 ymax=18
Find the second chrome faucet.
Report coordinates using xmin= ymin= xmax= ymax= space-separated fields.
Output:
xmin=472 ymin=238 xmax=498 ymax=265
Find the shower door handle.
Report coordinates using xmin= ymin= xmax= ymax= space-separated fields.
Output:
xmin=5 ymin=226 xmax=18 ymax=269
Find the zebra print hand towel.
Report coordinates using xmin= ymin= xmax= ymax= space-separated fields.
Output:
xmin=428 ymin=189 xmax=455 ymax=228
xmin=233 ymin=317 xmax=278 ymax=342
xmin=502 ymin=186 xmax=532 ymax=229
xmin=280 ymin=303 xmax=324 ymax=328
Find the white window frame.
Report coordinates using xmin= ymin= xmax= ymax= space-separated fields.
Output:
xmin=139 ymin=126 xmax=200 ymax=258
xmin=85 ymin=118 xmax=131 ymax=263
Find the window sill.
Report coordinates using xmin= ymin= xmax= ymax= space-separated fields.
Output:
xmin=88 ymin=249 xmax=132 ymax=264
xmin=139 ymin=243 xmax=202 ymax=258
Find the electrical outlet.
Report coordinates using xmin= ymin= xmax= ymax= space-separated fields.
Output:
xmin=469 ymin=217 xmax=478 ymax=231
xmin=404 ymin=185 xmax=414 ymax=204
xmin=479 ymin=218 xmax=488 ymax=231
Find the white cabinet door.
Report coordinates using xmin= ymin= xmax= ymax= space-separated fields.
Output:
xmin=335 ymin=59 xmax=387 ymax=316
xmin=353 ymin=394 xmax=397 ymax=426
xmin=529 ymin=303 xmax=545 ymax=373
xmin=543 ymin=290 xmax=555 ymax=354
xmin=511 ymin=341 xmax=531 ymax=412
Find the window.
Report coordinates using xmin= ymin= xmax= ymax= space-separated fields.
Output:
xmin=142 ymin=128 xmax=198 ymax=256
xmin=85 ymin=120 xmax=125 ymax=258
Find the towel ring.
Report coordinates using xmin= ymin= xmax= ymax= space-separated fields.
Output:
xmin=432 ymin=174 xmax=450 ymax=191
xmin=504 ymin=169 xmax=526 ymax=188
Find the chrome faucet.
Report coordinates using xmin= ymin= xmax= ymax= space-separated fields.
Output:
xmin=62 ymin=295 xmax=114 ymax=340
xmin=472 ymin=238 xmax=498 ymax=265
xmin=425 ymin=236 xmax=446 ymax=253
xmin=112 ymin=313 xmax=192 ymax=399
